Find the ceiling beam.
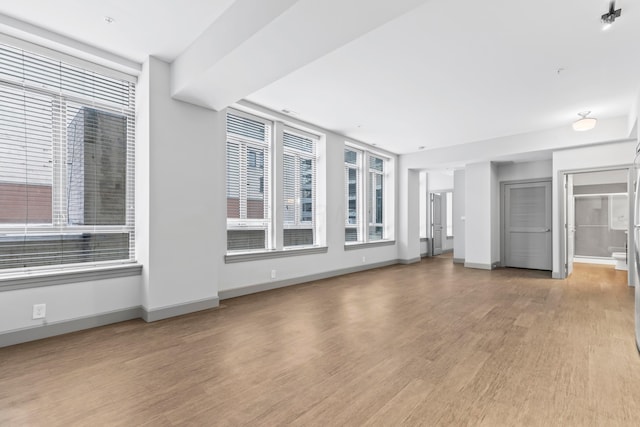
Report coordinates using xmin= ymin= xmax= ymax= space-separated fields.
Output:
xmin=170 ymin=0 xmax=428 ymax=111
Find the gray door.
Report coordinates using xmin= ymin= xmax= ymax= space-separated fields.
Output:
xmin=431 ymin=193 xmax=443 ymax=256
xmin=504 ymin=181 xmax=552 ymax=270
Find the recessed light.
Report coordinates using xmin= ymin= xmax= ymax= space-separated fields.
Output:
xmin=104 ymin=16 xmax=115 ymax=24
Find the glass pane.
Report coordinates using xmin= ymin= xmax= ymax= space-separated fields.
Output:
xmin=345 ymin=227 xmax=359 ymax=242
xmin=344 ymin=149 xmax=358 ymax=164
xmin=66 ymin=106 xmax=127 ymax=226
xmin=284 ymin=229 xmax=314 ymax=246
xmin=246 ymin=147 xmax=265 ymax=219
xmin=283 ymin=154 xmax=295 ymax=224
xmin=375 ymin=174 xmax=383 ymax=224
xmin=368 ymin=226 xmax=383 ymax=241
xmin=227 ymin=113 xmax=266 ymax=141
xmin=0 ymin=233 xmax=129 ymax=270
xmin=369 ymin=156 xmax=383 ymax=172
xmin=347 ymin=167 xmax=358 ymax=225
xmin=0 ymin=88 xmax=53 ymax=224
xmin=227 ymin=229 xmax=266 ymax=251
xmin=300 ymin=158 xmax=313 ymax=223
xmin=284 ymin=132 xmax=313 ymax=153
xmin=226 ymin=142 xmax=240 ymax=218
xmin=574 ymin=196 xmax=626 ymax=257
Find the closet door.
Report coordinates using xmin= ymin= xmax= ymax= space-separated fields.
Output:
xmin=504 ymin=181 xmax=552 ymax=270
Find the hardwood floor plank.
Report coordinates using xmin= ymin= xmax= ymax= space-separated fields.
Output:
xmin=1 ymin=260 xmax=639 ymax=426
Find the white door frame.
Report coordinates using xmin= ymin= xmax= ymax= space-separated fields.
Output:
xmin=500 ymin=178 xmax=552 ymax=270
xmin=557 ymin=166 xmax=634 ymax=284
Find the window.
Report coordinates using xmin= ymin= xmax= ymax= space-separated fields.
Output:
xmin=446 ymin=191 xmax=453 ymax=237
xmin=283 ymin=130 xmax=317 ymax=247
xmin=0 ymin=43 xmax=136 ymax=273
xmin=226 ymin=110 xmax=320 ymax=253
xmin=344 ymin=148 xmax=361 ymax=242
xmin=344 ymin=146 xmax=389 ymax=244
xmin=226 ymin=112 xmax=271 ymax=251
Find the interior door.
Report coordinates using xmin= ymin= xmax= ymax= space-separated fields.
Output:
xmin=431 ymin=193 xmax=443 ymax=256
xmin=504 ymin=181 xmax=552 ymax=270
xmin=566 ymin=174 xmax=575 ymax=276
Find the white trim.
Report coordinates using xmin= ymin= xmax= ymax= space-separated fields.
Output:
xmin=0 ymin=263 xmax=142 ymax=291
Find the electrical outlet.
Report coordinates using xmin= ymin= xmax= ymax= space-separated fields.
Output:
xmin=32 ymin=303 xmax=46 ymax=320
xmin=362 ymin=256 xmax=366 ymax=263
xmin=271 ymin=269 xmax=277 ymax=280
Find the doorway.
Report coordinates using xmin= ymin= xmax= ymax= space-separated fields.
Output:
xmin=563 ymin=168 xmax=631 ymax=280
xmin=502 ymin=180 xmax=552 ymax=270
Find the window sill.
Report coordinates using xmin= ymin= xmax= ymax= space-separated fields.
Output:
xmin=344 ymin=240 xmax=396 ymax=251
xmin=0 ymin=263 xmax=143 ymax=292
xmin=225 ymin=246 xmax=328 ymax=264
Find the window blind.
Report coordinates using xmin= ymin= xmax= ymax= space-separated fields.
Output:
xmin=344 ymin=148 xmax=361 ymax=243
xmin=226 ymin=111 xmax=271 ymax=251
xmin=368 ymin=155 xmax=384 ymax=241
xmin=0 ymin=43 xmax=136 ymax=272
xmin=283 ymin=130 xmax=316 ymax=247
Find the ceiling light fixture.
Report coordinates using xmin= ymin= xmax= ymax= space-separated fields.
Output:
xmin=572 ymin=111 xmax=597 ymax=131
xmin=601 ymin=1 xmax=622 ymax=30
xmin=104 ymin=16 xmax=115 ymax=24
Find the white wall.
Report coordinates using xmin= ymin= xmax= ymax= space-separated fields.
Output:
xmin=498 ymin=159 xmax=552 ymax=182
xmin=491 ymin=162 xmax=500 ymax=264
xmin=140 ymin=57 xmax=221 ymax=312
xmin=0 ymin=277 xmax=140 ymax=334
xmin=453 ymin=169 xmax=465 ymax=261
xmin=419 ymin=172 xmax=427 ymax=238
xmin=552 ymin=140 xmax=637 ymax=277
xmin=428 ymin=171 xmax=453 ymax=191
xmin=218 ymin=103 xmax=402 ymax=293
xmin=464 ymin=162 xmax=493 ymax=268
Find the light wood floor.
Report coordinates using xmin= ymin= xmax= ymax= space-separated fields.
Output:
xmin=1 ymin=259 xmax=639 ymax=426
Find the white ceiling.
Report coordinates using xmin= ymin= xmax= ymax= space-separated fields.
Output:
xmin=1 ymin=0 xmax=639 ymax=155
xmin=0 ymin=0 xmax=235 ymax=62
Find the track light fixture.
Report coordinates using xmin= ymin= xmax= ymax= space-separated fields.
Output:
xmin=601 ymin=1 xmax=622 ymax=30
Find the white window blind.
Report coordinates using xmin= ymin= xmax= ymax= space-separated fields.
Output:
xmin=0 ymin=43 xmax=136 ymax=272
xmin=226 ymin=111 xmax=272 ymax=251
xmin=344 ymin=148 xmax=361 ymax=243
xmin=344 ymin=146 xmax=389 ymax=244
xmin=368 ymin=155 xmax=384 ymax=241
xmin=283 ymin=129 xmax=317 ymax=247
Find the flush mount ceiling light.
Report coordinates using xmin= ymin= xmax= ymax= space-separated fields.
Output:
xmin=601 ymin=1 xmax=622 ymax=30
xmin=572 ymin=111 xmax=597 ymax=131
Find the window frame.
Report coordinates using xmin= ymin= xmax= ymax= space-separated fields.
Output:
xmin=282 ymin=126 xmax=318 ymax=248
xmin=344 ymin=144 xmax=392 ymax=246
xmin=226 ymin=109 xmax=273 ymax=252
xmin=0 ymin=42 xmax=137 ymax=283
xmin=225 ymin=109 xmax=323 ymax=257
